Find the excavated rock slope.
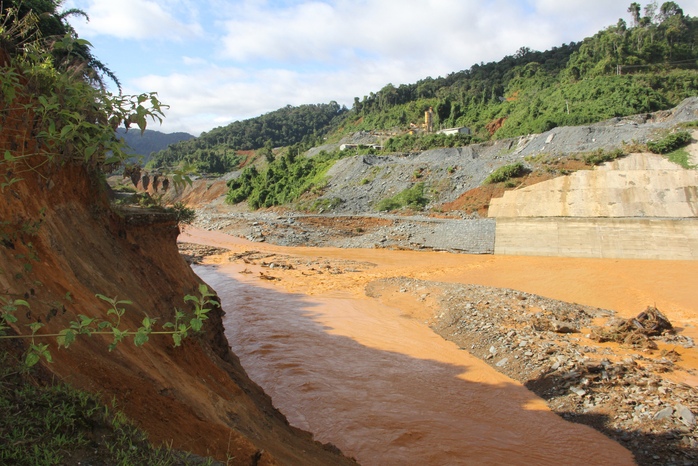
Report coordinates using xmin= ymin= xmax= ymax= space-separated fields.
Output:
xmin=318 ymin=97 xmax=698 ymax=214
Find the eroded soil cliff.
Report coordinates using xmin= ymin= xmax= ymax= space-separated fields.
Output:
xmin=0 ymin=157 xmax=356 ymax=464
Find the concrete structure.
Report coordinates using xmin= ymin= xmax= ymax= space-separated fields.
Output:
xmin=339 ymin=143 xmax=383 ymax=151
xmin=437 ymin=127 xmax=471 ymax=136
xmin=425 ymin=107 xmax=434 ymax=133
xmin=488 ymin=153 xmax=698 ymax=260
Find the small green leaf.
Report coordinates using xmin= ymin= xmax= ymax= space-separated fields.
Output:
xmin=134 ymin=331 xmax=149 ymax=347
xmin=25 ymin=352 xmax=40 ymax=367
xmin=13 ymin=299 xmax=29 ymax=307
xmin=28 ymin=322 xmax=44 ymax=334
xmin=60 ymin=125 xmax=73 ymax=138
xmin=4 ymin=150 xmax=14 ymax=161
xmin=57 ymin=329 xmax=76 ymax=348
xmin=79 ymin=315 xmax=95 ymax=326
xmin=96 ymin=294 xmax=115 ymax=305
xmin=190 ymin=318 xmax=203 ymax=332
xmin=172 ymin=333 xmax=182 ymax=347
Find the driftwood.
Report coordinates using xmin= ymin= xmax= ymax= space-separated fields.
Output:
xmin=591 ymin=306 xmax=673 ymax=348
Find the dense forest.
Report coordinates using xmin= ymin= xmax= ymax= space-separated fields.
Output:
xmin=147 ymin=102 xmax=347 ymax=173
xmin=348 ymin=0 xmax=698 ymax=140
xmin=149 ymin=1 xmax=697 ymax=184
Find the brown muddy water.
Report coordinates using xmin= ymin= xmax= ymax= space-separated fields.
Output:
xmin=186 ymin=230 xmax=641 ymax=465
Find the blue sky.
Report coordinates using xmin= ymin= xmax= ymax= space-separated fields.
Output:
xmin=64 ymin=0 xmax=698 ymax=135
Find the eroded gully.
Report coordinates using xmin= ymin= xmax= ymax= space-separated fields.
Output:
xmin=186 ymin=229 xmax=635 ymax=465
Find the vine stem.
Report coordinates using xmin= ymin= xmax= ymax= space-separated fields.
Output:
xmin=0 ymin=331 xmax=183 ymax=340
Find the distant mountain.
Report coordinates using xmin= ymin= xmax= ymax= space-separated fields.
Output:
xmin=116 ymin=128 xmax=195 ymax=164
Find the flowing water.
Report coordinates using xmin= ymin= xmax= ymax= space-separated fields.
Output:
xmin=187 ymin=231 xmax=638 ymax=465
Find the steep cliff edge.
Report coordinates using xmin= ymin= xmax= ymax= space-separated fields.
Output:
xmin=0 ymin=154 xmax=355 ymax=463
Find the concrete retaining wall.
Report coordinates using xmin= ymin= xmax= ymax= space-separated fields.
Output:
xmin=489 ymin=153 xmax=698 ymax=260
xmin=488 ymin=155 xmax=698 ymax=218
xmin=420 ymin=218 xmax=495 ymax=253
xmin=495 ymin=218 xmax=698 ymax=260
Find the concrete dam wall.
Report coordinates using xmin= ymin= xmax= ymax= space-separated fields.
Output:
xmin=488 ymin=153 xmax=698 ymax=260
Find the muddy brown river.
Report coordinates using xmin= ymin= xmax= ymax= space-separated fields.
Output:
xmin=183 ymin=227 xmax=698 ymax=465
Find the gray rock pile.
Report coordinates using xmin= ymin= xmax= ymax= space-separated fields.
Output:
xmin=368 ymin=276 xmax=698 ymax=466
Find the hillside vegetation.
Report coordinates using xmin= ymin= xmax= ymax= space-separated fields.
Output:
xmin=148 ymin=1 xmax=698 ymax=181
xmin=148 ymin=102 xmax=348 ymax=174
xmin=206 ymin=2 xmax=698 ymax=210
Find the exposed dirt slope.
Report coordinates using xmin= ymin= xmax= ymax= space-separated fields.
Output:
xmin=0 ymin=156 xmax=355 ymax=464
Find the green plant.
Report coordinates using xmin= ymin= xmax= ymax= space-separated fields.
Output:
xmin=664 ymin=147 xmax=695 ymax=169
xmin=376 ymin=182 xmax=428 ymax=211
xmin=311 ymin=197 xmax=342 ymax=212
xmin=0 ymin=352 xmax=216 ymax=465
xmin=226 ymin=149 xmax=344 ymax=209
xmin=483 ymin=162 xmax=528 ymax=184
xmin=581 ymin=148 xmax=625 ymax=166
xmin=0 ymin=285 xmax=218 ymax=367
xmin=169 ymin=201 xmax=196 ymax=225
xmin=647 ymin=130 xmax=692 ymax=154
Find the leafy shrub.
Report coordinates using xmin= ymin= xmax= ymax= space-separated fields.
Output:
xmin=312 ymin=197 xmax=343 ymax=212
xmin=169 ymin=202 xmax=196 ymax=225
xmin=664 ymin=148 xmax=694 ymax=169
xmin=225 ymin=150 xmax=344 ymax=209
xmin=582 ymin=148 xmax=625 ymax=166
xmin=384 ymin=133 xmax=474 ymax=153
xmin=483 ymin=162 xmax=528 ymax=184
xmin=376 ymin=183 xmax=428 ymax=211
xmin=647 ymin=131 xmax=692 ymax=154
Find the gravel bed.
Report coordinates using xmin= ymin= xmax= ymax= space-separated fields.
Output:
xmin=367 ymin=276 xmax=698 ymax=466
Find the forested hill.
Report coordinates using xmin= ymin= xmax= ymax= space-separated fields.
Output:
xmin=349 ymin=1 xmax=698 ymax=139
xmin=149 ymin=1 xmax=698 ymax=174
xmin=148 ymin=102 xmax=347 ymax=173
xmin=116 ymin=128 xmax=194 ymax=162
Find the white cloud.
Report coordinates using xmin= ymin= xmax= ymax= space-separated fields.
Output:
xmin=67 ymin=0 xmax=203 ymax=40
xmin=182 ymin=56 xmax=209 ymax=66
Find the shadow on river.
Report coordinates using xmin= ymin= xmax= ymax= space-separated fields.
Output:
xmin=195 ymin=263 xmax=634 ymax=466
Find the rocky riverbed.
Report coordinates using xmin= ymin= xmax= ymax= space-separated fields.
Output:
xmin=367 ymin=277 xmax=698 ymax=466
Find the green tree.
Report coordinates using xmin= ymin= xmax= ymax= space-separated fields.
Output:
xmin=628 ymin=2 xmax=642 ymax=26
xmin=660 ymin=1 xmax=684 ymax=20
xmin=1 ymin=0 xmax=120 ymax=90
